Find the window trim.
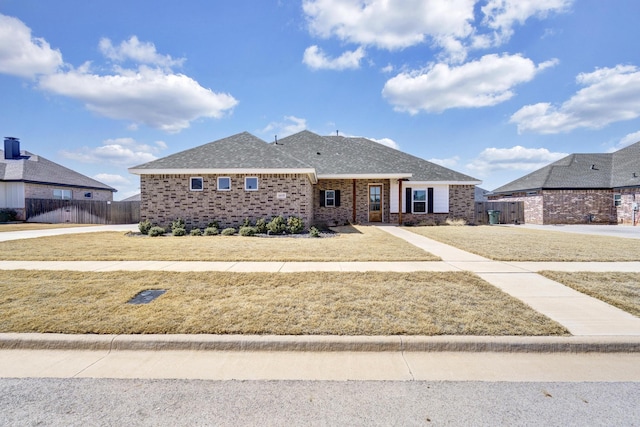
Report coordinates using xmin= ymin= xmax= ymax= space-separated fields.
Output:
xmin=614 ymin=193 xmax=622 ymax=207
xmin=53 ymin=189 xmax=72 ymax=200
xmin=325 ymin=190 xmax=336 ymax=207
xmin=412 ymin=189 xmax=427 ymax=214
xmin=244 ymin=177 xmax=259 ymax=191
xmin=217 ymin=176 xmax=231 ymax=191
xmin=190 ymin=177 xmax=204 ymax=192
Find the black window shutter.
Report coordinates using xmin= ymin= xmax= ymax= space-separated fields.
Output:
xmin=319 ymin=190 xmax=325 ymax=207
xmin=428 ymin=188 xmax=434 ymax=213
xmin=405 ymin=187 xmax=412 ymax=213
xmin=335 ymin=190 xmax=341 ymax=207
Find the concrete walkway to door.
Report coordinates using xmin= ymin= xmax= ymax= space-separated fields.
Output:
xmin=377 ymin=226 xmax=640 ymax=336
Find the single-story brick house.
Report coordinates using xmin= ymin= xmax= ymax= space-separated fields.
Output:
xmin=489 ymin=141 xmax=640 ymax=225
xmin=1 ymin=137 xmax=116 ymax=220
xmin=129 ymin=130 xmax=481 ymax=229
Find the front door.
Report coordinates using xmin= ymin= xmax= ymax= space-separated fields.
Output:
xmin=369 ymin=185 xmax=382 ymax=222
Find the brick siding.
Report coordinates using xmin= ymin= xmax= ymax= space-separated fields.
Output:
xmin=615 ymin=187 xmax=640 ymax=225
xmin=389 ymin=185 xmax=476 ymax=225
xmin=140 ymin=173 xmax=313 ymax=229
xmin=25 ymin=183 xmax=113 ymax=202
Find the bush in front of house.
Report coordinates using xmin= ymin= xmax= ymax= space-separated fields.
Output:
xmin=255 ymin=218 xmax=267 ymax=234
xmin=266 ymin=215 xmax=287 ymax=235
xmin=309 ymin=226 xmax=320 ymax=238
xmin=148 ymin=226 xmax=166 ymax=237
xmin=221 ymin=227 xmax=237 ymax=236
xmin=190 ymin=228 xmax=202 ymax=236
xmin=171 ymin=218 xmax=186 ymax=236
xmin=239 ymin=226 xmax=258 ymax=236
xmin=287 ymin=216 xmax=304 ymax=234
xmin=138 ymin=219 xmax=153 ymax=235
xmin=0 ymin=208 xmax=18 ymax=223
xmin=207 ymin=220 xmax=220 ymax=229
xmin=204 ymin=226 xmax=219 ymax=236
xmin=172 ymin=227 xmax=186 ymax=236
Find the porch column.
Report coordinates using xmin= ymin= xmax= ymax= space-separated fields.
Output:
xmin=398 ymin=179 xmax=403 ymax=225
xmin=352 ymin=179 xmax=357 ymax=223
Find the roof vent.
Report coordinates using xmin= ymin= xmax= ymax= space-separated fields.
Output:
xmin=590 ymin=164 xmax=598 ymax=170
xmin=4 ymin=137 xmax=21 ymax=160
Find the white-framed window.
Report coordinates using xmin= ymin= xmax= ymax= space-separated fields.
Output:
xmin=190 ymin=177 xmax=204 ymax=191
xmin=245 ymin=177 xmax=258 ymax=191
xmin=325 ymin=190 xmax=336 ymax=207
xmin=83 ymin=192 xmax=93 ymax=199
xmin=412 ymin=190 xmax=426 ymax=213
xmin=217 ymin=177 xmax=231 ymax=191
xmin=614 ymin=193 xmax=622 ymax=207
xmin=53 ymin=189 xmax=72 ymax=200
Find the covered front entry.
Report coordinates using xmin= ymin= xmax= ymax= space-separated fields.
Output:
xmin=368 ymin=184 xmax=382 ymax=222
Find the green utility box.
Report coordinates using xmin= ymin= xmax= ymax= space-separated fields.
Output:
xmin=487 ymin=210 xmax=501 ymax=225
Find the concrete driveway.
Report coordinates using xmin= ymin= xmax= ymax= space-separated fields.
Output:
xmin=499 ymin=223 xmax=640 ymax=239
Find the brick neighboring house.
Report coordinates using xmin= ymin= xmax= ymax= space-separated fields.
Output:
xmin=1 ymin=137 xmax=116 ymax=220
xmin=489 ymin=141 xmax=640 ymax=225
xmin=129 ymin=130 xmax=481 ymax=229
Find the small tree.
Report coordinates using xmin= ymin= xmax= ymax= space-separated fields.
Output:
xmin=266 ymin=216 xmax=287 ymax=234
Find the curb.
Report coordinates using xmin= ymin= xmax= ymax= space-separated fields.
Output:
xmin=1 ymin=334 xmax=640 ymax=353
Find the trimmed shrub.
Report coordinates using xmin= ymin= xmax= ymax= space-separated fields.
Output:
xmin=239 ymin=226 xmax=258 ymax=237
xmin=138 ymin=219 xmax=153 ymax=235
xmin=190 ymin=228 xmax=202 ymax=236
xmin=172 ymin=227 xmax=186 ymax=237
xmin=309 ymin=226 xmax=320 ymax=238
xmin=0 ymin=209 xmax=18 ymax=223
xmin=242 ymin=218 xmax=252 ymax=228
xmin=171 ymin=218 xmax=185 ymax=230
xmin=255 ymin=218 xmax=267 ymax=234
xmin=148 ymin=226 xmax=166 ymax=237
xmin=266 ymin=215 xmax=287 ymax=234
xmin=204 ymin=227 xmax=219 ymax=236
xmin=221 ymin=227 xmax=237 ymax=236
xmin=207 ymin=220 xmax=220 ymax=229
xmin=287 ymin=216 xmax=304 ymax=234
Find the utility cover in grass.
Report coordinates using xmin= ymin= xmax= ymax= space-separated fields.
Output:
xmin=127 ymin=289 xmax=167 ymax=304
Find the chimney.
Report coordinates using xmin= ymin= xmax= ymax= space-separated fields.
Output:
xmin=4 ymin=137 xmax=20 ymax=160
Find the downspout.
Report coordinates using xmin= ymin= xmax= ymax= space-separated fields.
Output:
xmin=398 ymin=179 xmax=403 ymax=225
xmin=352 ymin=179 xmax=357 ymax=224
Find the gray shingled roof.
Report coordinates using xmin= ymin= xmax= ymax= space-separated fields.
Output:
xmin=130 ymin=132 xmax=312 ymax=170
xmin=131 ymin=130 xmax=480 ymax=183
xmin=0 ymin=150 xmax=116 ymax=191
xmin=492 ymin=141 xmax=640 ymax=193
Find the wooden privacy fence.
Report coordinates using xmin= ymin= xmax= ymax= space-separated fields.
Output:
xmin=474 ymin=201 xmax=524 ymax=225
xmin=25 ymin=198 xmax=140 ymax=224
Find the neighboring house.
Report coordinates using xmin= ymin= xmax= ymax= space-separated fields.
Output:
xmin=489 ymin=141 xmax=640 ymax=225
xmin=121 ymin=193 xmax=141 ymax=202
xmin=129 ymin=130 xmax=481 ymax=229
xmin=1 ymin=137 xmax=116 ymax=220
xmin=475 ymin=186 xmax=490 ymax=201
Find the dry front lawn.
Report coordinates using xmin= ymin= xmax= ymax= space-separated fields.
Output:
xmin=540 ymin=271 xmax=640 ymax=317
xmin=0 ymin=225 xmax=438 ymax=262
xmin=407 ymin=226 xmax=640 ymax=262
xmin=0 ymin=270 xmax=567 ymax=336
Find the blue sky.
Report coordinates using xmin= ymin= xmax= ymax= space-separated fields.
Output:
xmin=1 ymin=0 xmax=639 ymax=199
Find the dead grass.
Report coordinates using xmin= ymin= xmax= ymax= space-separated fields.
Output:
xmin=0 ymin=223 xmax=92 ymax=232
xmin=0 ymin=270 xmax=567 ymax=335
xmin=406 ymin=225 xmax=640 ymax=261
xmin=0 ymin=225 xmax=439 ymax=262
xmin=540 ymin=271 xmax=640 ymax=317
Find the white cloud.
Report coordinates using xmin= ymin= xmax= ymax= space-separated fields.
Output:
xmin=61 ymin=137 xmax=166 ymax=166
xmin=429 ymin=156 xmax=460 ymax=168
xmin=382 ymin=54 xmax=557 ymax=114
xmin=302 ymin=0 xmax=572 ymax=63
xmin=93 ymin=173 xmax=130 ymax=186
xmin=510 ymin=65 xmax=640 ymax=134
xmin=99 ymin=36 xmax=185 ymax=68
xmin=466 ymin=145 xmax=568 ymax=175
xmin=0 ymin=14 xmax=63 ymax=78
xmin=302 ymin=0 xmax=475 ymax=52
xmin=261 ymin=116 xmax=308 ymax=138
xmin=39 ymin=65 xmax=238 ymax=133
xmin=481 ymin=0 xmax=573 ymax=45
xmin=609 ymin=130 xmax=640 ymax=152
xmin=303 ymin=45 xmax=365 ymax=70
